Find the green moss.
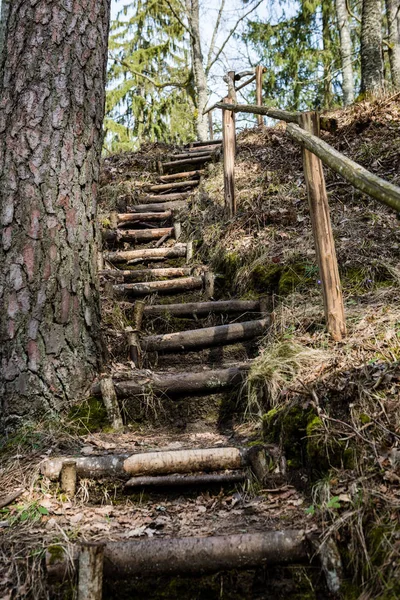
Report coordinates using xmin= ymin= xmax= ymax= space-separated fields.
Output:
xmin=67 ymin=397 xmax=108 ymax=433
xmin=251 ymin=263 xmax=315 ymax=296
xmin=359 ymin=413 xmax=371 ymax=425
xmin=252 ymin=264 xmax=282 ymax=293
xmin=47 ymin=545 xmax=65 ymax=564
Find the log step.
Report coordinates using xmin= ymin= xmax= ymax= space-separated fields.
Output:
xmin=112 ymin=276 xmax=203 ymax=297
xmin=186 ymin=139 xmax=222 ymax=148
xmin=142 ymin=317 xmax=269 ymax=353
xmin=147 ymin=180 xmax=199 ymax=193
xmin=143 ymin=299 xmax=263 ymax=316
xmin=170 ymin=150 xmax=217 ymax=160
xmin=137 ymin=192 xmax=191 ymax=202
xmin=47 ymin=531 xmax=309 ymax=580
xmin=91 ymin=365 xmax=250 ymax=398
xmin=128 ymin=201 xmax=187 ymax=213
xmin=103 ymin=227 xmax=174 ymax=243
xmin=104 ymin=243 xmax=189 ymax=265
xmin=124 ymin=471 xmax=247 ymax=488
xmin=162 ymin=155 xmax=214 ymax=170
xmin=100 ymin=267 xmax=193 ymax=282
xmin=116 ymin=211 xmax=172 ymax=225
xmin=187 ymin=143 xmax=222 ymax=153
xmin=159 ymin=169 xmax=204 ymax=182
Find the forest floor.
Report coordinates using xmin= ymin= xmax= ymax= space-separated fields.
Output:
xmin=1 ymin=95 xmax=400 ymax=599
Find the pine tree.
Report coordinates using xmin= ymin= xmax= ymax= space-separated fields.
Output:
xmin=106 ymin=0 xmax=195 ymax=149
xmin=360 ymin=0 xmax=384 ymax=95
xmin=385 ymin=0 xmax=400 ymax=88
xmin=335 ymin=0 xmax=355 ymax=104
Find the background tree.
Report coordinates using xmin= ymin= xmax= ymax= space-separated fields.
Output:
xmin=0 ymin=0 xmax=110 ymax=430
xmin=335 ymin=0 xmax=355 ymax=104
xmin=360 ymin=0 xmax=384 ymax=94
xmin=385 ymin=0 xmax=400 ymax=88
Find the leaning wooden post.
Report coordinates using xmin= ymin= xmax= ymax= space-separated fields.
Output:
xmin=255 ymin=65 xmax=264 ymax=127
xmin=222 ymin=96 xmax=236 ymax=217
xmin=299 ymin=111 xmax=346 ymax=341
xmin=78 ymin=543 xmax=105 ymax=600
xmin=208 ymin=110 xmax=214 ymax=141
xmin=99 ymin=378 xmax=124 ymax=431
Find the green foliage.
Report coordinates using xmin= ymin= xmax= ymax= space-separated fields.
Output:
xmin=106 ymin=0 xmax=195 ymax=150
xmin=243 ymin=0 xmax=344 ymax=110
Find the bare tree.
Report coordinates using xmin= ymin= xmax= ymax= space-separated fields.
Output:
xmin=360 ymin=0 xmax=384 ymax=95
xmin=0 ymin=0 xmax=110 ymax=430
xmin=385 ymin=0 xmax=400 ymax=88
xmin=336 ymin=0 xmax=355 ymax=104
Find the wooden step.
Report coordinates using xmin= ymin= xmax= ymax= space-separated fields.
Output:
xmin=103 ymin=227 xmax=174 ymax=243
xmin=159 ymin=169 xmax=204 ymax=182
xmin=187 ymin=144 xmax=222 ymax=153
xmin=104 ymin=243 xmax=189 ymax=265
xmin=162 ymin=155 xmax=214 ymax=170
xmin=143 ymin=299 xmax=263 ymax=316
xmin=128 ymin=201 xmax=187 ymax=213
xmin=91 ymin=365 xmax=250 ymax=398
xmin=170 ymin=150 xmax=216 ymax=160
xmin=142 ymin=318 xmax=269 ymax=353
xmin=186 ymin=139 xmax=222 ymax=148
xmin=138 ymin=192 xmax=191 ymax=202
xmin=125 ymin=471 xmax=246 ymax=488
xmin=146 ymin=180 xmax=199 ymax=193
xmin=100 ymin=267 xmax=193 ymax=282
xmin=113 ymin=276 xmax=203 ymax=297
xmin=47 ymin=531 xmax=309 ymax=581
xmin=116 ymin=211 xmax=171 ymax=225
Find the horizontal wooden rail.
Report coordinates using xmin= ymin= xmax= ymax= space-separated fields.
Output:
xmin=287 ymin=123 xmax=400 ymax=212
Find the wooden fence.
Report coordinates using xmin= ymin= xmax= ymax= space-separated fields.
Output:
xmin=203 ymin=69 xmax=400 ymax=342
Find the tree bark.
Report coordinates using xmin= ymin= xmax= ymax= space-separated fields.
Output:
xmin=0 ymin=0 xmax=10 ymax=69
xmin=112 ymin=276 xmax=204 ymax=297
xmin=361 ymin=0 xmax=384 ymax=95
xmin=0 ymin=0 xmax=110 ymax=429
xmin=104 ymin=244 xmax=188 ymax=265
xmin=143 ymin=299 xmax=261 ymax=316
xmin=336 ymin=0 xmax=355 ymax=104
xmin=187 ymin=0 xmax=208 ymax=141
xmin=125 ymin=471 xmax=247 ymax=488
xmin=385 ymin=0 xmax=400 ymax=88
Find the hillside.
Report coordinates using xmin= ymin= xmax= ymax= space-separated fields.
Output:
xmin=0 ymin=96 xmax=399 ymax=599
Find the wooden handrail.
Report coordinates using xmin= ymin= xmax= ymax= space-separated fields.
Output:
xmin=211 ymin=101 xmax=301 ymax=122
xmin=287 ymin=123 xmax=400 ymax=213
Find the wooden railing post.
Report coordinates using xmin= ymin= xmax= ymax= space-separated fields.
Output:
xmin=222 ymin=96 xmax=236 ymax=217
xmin=208 ymin=110 xmax=214 ymax=141
xmin=299 ymin=111 xmax=346 ymax=341
xmin=255 ymin=65 xmax=264 ymax=127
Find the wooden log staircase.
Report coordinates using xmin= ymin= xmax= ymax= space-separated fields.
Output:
xmin=42 ymin=141 xmax=342 ymax=598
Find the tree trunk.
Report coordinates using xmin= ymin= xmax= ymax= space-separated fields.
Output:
xmin=385 ymin=0 xmax=400 ymax=88
xmin=187 ymin=0 xmax=208 ymax=141
xmin=361 ymin=0 xmax=384 ymax=95
xmin=336 ymin=0 xmax=355 ymax=104
xmin=0 ymin=0 xmax=110 ymax=429
xmin=322 ymin=0 xmax=335 ymax=108
xmin=0 ymin=0 xmax=10 ymax=67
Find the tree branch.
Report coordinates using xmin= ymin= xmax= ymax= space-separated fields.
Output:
xmin=206 ymin=0 xmax=264 ymax=74
xmin=165 ymin=0 xmax=192 ymax=37
xmin=110 ymin=54 xmax=188 ymax=89
xmin=206 ymin=0 xmax=226 ymax=71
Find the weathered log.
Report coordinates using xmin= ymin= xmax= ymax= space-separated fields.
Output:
xmin=287 ymin=122 xmax=400 ymax=212
xmin=60 ymin=460 xmax=77 ymax=497
xmin=299 ymin=112 xmax=346 ymax=341
xmin=214 ymin=102 xmax=300 ymax=124
xmin=104 ymin=244 xmax=187 ymax=264
xmin=40 ymin=455 xmax=129 ymax=481
xmin=162 ymin=155 xmax=213 ymax=169
xmin=147 ymin=180 xmax=199 ymax=193
xmin=141 ymin=317 xmax=269 ymax=352
xmin=116 ymin=211 xmax=171 ymax=225
xmin=222 ymin=96 xmax=236 ymax=217
xmin=100 ymin=378 xmax=124 ymax=430
xmin=103 ymin=227 xmax=174 ymax=243
xmin=129 ymin=201 xmax=187 ymax=213
xmin=90 ymin=365 xmax=249 ymax=398
xmin=100 ymin=267 xmax=193 ymax=282
xmin=137 ymin=192 xmax=191 ymax=202
xmin=186 ymin=139 xmax=222 ymax=148
xmin=188 ymin=144 xmax=221 ymax=153
xmin=78 ymin=543 xmax=104 ymax=600
xmin=171 ymin=150 xmax=216 ymax=160
xmin=126 ymin=300 xmax=145 ymax=366
xmin=159 ymin=170 xmax=204 ymax=182
xmin=113 ymin=276 xmax=203 ymax=297
xmin=125 ymin=471 xmax=247 ymax=488
xmin=46 ymin=531 xmax=309 ymax=581
xmin=143 ymin=299 xmax=261 ymax=316
xmin=124 ymin=447 xmax=244 ymax=476
xmin=256 ymin=65 xmax=264 ymax=127
xmin=203 ymin=270 xmax=215 ymax=299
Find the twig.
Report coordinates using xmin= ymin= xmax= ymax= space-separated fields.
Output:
xmin=0 ymin=488 xmax=24 ymax=509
